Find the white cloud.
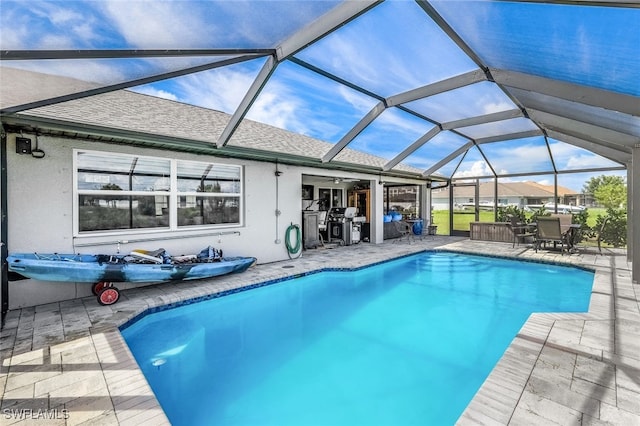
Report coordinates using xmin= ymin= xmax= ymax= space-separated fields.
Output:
xmin=566 ymin=154 xmax=614 ymax=169
xmin=481 ymin=99 xmax=514 ymax=115
xmin=1 ymin=2 xmax=89 ymax=49
xmin=337 ymin=85 xmax=374 ymax=115
xmin=324 ymin=35 xmax=381 ymax=89
xmin=132 ymin=86 xmax=178 ymax=102
xmin=453 ymin=160 xmax=493 ymax=178
xmin=99 ymin=1 xmax=216 ymax=48
xmin=48 ymin=8 xmax=84 ymax=25
xmin=175 ymin=68 xmax=255 ymax=113
xmin=484 ymin=141 xmax=551 ymax=172
xmin=549 ymin=141 xmax=616 ymax=169
xmin=248 ymin=91 xmax=304 ymax=132
xmin=97 ymin=0 xmax=335 ymax=49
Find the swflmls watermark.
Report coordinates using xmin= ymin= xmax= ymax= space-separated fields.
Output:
xmin=3 ymin=408 xmax=70 ymax=420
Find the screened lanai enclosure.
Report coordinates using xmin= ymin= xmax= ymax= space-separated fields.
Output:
xmin=1 ymin=0 xmax=638 ymax=283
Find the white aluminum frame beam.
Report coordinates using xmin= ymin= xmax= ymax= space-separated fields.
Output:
xmin=528 ymin=109 xmax=639 ymax=148
xmin=309 ymin=70 xmax=486 ymax=166
xmin=423 ymin=141 xmax=474 ymax=176
xmin=507 ymin=86 xmax=640 ymax=137
xmin=325 ymin=69 xmax=487 ymax=169
xmin=474 ymin=129 xmax=543 ymax=144
xmin=322 ymin=101 xmax=386 ymax=162
xmin=217 ymin=56 xmax=277 ymax=147
xmin=415 ymin=0 xmax=488 ymax=69
xmin=1 ymin=48 xmax=274 ymax=60
xmin=2 ymin=55 xmax=266 ymax=114
xmin=385 ymin=70 xmax=487 ymax=107
xmin=219 ymin=1 xmax=380 ymax=147
xmin=546 ymin=129 xmax=631 ymax=164
xmin=277 ymin=1 xmax=380 ymax=59
xmin=492 ymin=68 xmax=640 ymax=116
xmin=441 ymin=109 xmax=522 ymax=131
xmin=383 ymin=126 xmax=441 ymax=171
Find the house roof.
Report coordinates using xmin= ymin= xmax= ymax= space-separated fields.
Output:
xmin=1 ymin=66 xmax=423 ymax=177
xmin=432 ymin=181 xmax=578 ymax=199
xmin=525 ymin=181 xmax=577 ymax=197
xmin=0 ymin=1 xmax=637 ymax=182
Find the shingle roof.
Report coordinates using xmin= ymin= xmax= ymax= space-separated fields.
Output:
xmin=525 ymin=181 xmax=577 ymax=197
xmin=0 ymin=67 xmax=99 ymax=110
xmin=3 ymin=66 xmax=421 ymax=174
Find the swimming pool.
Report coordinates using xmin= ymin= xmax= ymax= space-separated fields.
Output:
xmin=121 ymin=251 xmax=594 ymax=425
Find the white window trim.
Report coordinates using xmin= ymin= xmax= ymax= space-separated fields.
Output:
xmin=73 ymin=149 xmax=243 ymax=237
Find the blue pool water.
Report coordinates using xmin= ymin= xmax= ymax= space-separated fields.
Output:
xmin=121 ymin=251 xmax=593 ymax=425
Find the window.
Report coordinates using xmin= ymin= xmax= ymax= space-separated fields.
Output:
xmin=75 ymin=151 xmax=242 ymax=234
xmin=318 ymin=188 xmax=343 ymax=211
xmin=176 ymin=160 xmax=241 ymax=226
xmin=384 ymin=185 xmax=420 ymax=219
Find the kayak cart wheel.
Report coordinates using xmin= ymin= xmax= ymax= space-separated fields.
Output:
xmin=92 ymin=281 xmax=110 ymax=296
xmin=97 ymin=286 xmax=120 ymax=305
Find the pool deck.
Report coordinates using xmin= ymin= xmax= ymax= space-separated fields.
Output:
xmin=1 ymin=237 xmax=638 ymax=425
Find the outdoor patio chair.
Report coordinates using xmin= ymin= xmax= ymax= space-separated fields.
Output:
xmin=392 ymin=220 xmax=414 ymax=243
xmin=535 ymin=217 xmax=570 ymax=255
xmin=507 ymin=214 xmax=536 ymax=248
xmin=550 ymin=213 xmax=573 ymax=232
xmin=550 ymin=213 xmax=583 ymax=253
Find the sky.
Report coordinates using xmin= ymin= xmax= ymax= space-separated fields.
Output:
xmin=1 ymin=0 xmax=631 ymax=193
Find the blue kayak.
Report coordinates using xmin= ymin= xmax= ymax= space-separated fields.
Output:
xmin=7 ymin=251 xmax=257 ymax=305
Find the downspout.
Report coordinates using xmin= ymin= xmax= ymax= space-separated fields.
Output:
xmin=1 ymin=125 xmax=8 ymax=324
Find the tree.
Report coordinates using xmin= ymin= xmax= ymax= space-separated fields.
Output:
xmin=594 ymin=182 xmax=626 ymax=209
xmin=582 ymin=175 xmax=625 ymax=198
xmin=583 ymin=175 xmax=627 ymax=247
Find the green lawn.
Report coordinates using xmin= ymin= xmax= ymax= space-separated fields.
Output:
xmin=430 ymin=210 xmax=494 ymax=235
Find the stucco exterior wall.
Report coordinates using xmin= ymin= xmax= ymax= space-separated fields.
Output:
xmin=4 ymin=133 xmax=430 ymax=308
xmin=4 ymin=134 xmax=306 ymax=308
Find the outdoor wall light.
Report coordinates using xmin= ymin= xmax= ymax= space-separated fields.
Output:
xmin=16 ymin=137 xmax=32 ymax=154
xmin=15 ymin=135 xmax=45 ymax=158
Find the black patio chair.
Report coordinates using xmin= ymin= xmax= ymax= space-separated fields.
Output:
xmin=507 ymin=214 xmax=536 ymax=248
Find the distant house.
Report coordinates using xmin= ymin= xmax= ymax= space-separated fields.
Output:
xmin=431 ymin=181 xmax=581 ymax=210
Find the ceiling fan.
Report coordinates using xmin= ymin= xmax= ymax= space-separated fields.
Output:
xmin=329 ymin=177 xmax=360 ymax=184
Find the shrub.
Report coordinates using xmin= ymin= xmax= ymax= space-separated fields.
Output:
xmin=530 ymin=206 xmax=550 ymax=222
xmin=595 ymin=208 xmax=627 ymax=247
xmin=497 ymin=205 xmax=527 ymax=223
xmin=570 ymin=209 xmax=591 ymax=243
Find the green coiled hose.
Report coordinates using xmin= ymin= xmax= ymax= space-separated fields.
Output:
xmin=285 ymin=223 xmax=302 ymax=256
